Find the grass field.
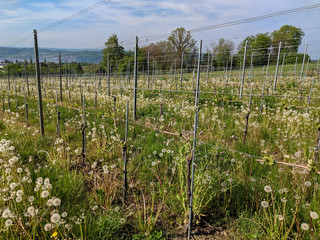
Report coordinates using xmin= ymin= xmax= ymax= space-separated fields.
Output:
xmin=0 ymin=63 xmax=320 ymax=239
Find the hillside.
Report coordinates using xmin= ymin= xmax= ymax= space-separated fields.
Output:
xmin=0 ymin=47 xmax=103 ymax=63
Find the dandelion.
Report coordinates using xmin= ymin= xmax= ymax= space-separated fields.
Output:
xmin=2 ymin=209 xmax=11 ymax=218
xmin=261 ymin=201 xmax=269 ymax=208
xmin=16 ymin=190 xmax=24 ymax=197
xmin=62 ymin=212 xmax=68 ymax=218
xmin=16 ymin=196 xmax=22 ymax=202
xmin=277 ymin=215 xmax=284 ymax=221
xmin=52 ymin=198 xmax=61 ymax=207
xmin=27 ymin=207 xmax=36 ymax=217
xmin=28 ymin=196 xmax=35 ymax=202
xmin=305 ymin=181 xmax=312 ymax=187
xmin=310 ymin=211 xmax=319 ymax=219
xmin=151 ymin=161 xmax=157 ymax=166
xmin=44 ymin=223 xmax=52 ymax=232
xmin=264 ymin=185 xmax=272 ymax=193
xmin=5 ymin=219 xmax=13 ymax=227
xmin=51 ymin=232 xmax=58 ymax=238
xmin=41 ymin=190 xmax=49 ymax=198
xmin=51 ymin=213 xmax=61 ymax=223
xmin=65 ymin=224 xmax=72 ymax=230
xmin=301 ymin=223 xmax=309 ymax=231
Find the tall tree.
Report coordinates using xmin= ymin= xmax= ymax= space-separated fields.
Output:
xmin=271 ymin=25 xmax=305 ymax=53
xmin=210 ymin=38 xmax=235 ymax=67
xmin=102 ymin=34 xmax=124 ymax=68
xmin=237 ymin=33 xmax=271 ymax=66
xmin=168 ymin=27 xmax=196 ymax=61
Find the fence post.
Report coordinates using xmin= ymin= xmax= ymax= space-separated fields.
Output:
xmin=33 ymin=29 xmax=44 ymax=136
xmin=56 ymin=90 xmax=60 ymax=138
xmin=133 ymin=36 xmax=138 ymax=120
xmin=108 ymin=53 xmax=111 ymax=96
xmin=123 ymin=100 xmax=129 ymax=200
xmin=188 ymin=39 xmax=202 ymax=240
xmin=147 ymin=51 xmax=150 ymax=89
xmin=59 ymin=52 xmax=63 ymax=102
xmin=273 ymin=42 xmax=282 ymax=91
xmin=239 ymin=41 xmax=248 ymax=97
xmin=180 ymin=52 xmax=184 ymax=87
xmin=81 ymin=94 xmax=86 ymax=166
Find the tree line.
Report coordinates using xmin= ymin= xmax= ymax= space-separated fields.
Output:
xmin=102 ymin=25 xmax=309 ymax=73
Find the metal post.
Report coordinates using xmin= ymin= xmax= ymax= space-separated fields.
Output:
xmin=133 ymin=36 xmax=138 ymax=120
xmin=33 ymin=29 xmax=44 ymax=136
xmin=98 ymin=60 xmax=101 ymax=90
xmin=300 ymin=44 xmax=308 ymax=80
xmin=180 ymin=52 xmax=184 ymax=87
xmin=81 ymin=94 xmax=86 ymax=165
xmin=147 ymin=51 xmax=150 ymax=89
xmin=23 ymin=87 xmax=28 ymax=125
xmin=188 ymin=39 xmax=202 ymax=240
xmin=239 ymin=41 xmax=248 ymax=97
xmin=229 ymin=54 xmax=233 ymax=80
xmin=280 ymin=54 xmax=285 ymax=78
xmin=56 ymin=90 xmax=60 ymax=138
xmin=273 ymin=42 xmax=282 ymax=91
xmin=206 ymin=52 xmax=210 ymax=85
xmin=123 ymin=100 xmax=129 ymax=200
xmin=107 ymin=53 xmax=110 ymax=96
xmin=59 ymin=53 xmax=63 ymax=102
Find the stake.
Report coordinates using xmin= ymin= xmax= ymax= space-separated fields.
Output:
xmin=273 ymin=42 xmax=282 ymax=91
xmin=59 ymin=52 xmax=63 ymax=102
xmin=180 ymin=52 xmax=184 ymax=87
xmin=147 ymin=51 xmax=150 ymax=89
xmin=81 ymin=94 xmax=86 ymax=166
xmin=188 ymin=39 xmax=202 ymax=240
xmin=239 ymin=41 xmax=248 ymax=97
xmin=243 ymin=88 xmax=253 ymax=143
xmin=133 ymin=36 xmax=138 ymax=120
xmin=123 ymin=100 xmax=129 ymax=200
xmin=23 ymin=87 xmax=28 ymax=125
xmin=56 ymin=91 xmax=60 ymax=138
xmin=107 ymin=53 xmax=111 ymax=96
xmin=33 ymin=29 xmax=44 ymax=136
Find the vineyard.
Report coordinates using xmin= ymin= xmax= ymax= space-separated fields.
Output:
xmin=1 ymin=29 xmax=320 ymax=240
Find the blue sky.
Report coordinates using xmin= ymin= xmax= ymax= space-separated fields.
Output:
xmin=0 ymin=0 xmax=319 ymax=59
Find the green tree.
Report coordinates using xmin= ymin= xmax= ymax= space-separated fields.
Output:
xmin=210 ymin=38 xmax=235 ymax=67
xmin=271 ymin=25 xmax=305 ymax=54
xmin=168 ymin=27 xmax=196 ymax=63
xmin=237 ymin=33 xmax=271 ymax=66
xmin=102 ymin=34 xmax=124 ymax=68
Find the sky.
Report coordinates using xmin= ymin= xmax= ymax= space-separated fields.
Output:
xmin=0 ymin=0 xmax=320 ymax=59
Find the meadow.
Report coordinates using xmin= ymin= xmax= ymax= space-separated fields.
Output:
xmin=0 ymin=60 xmax=320 ymax=239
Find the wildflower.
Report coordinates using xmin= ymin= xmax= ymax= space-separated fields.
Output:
xmin=53 ymin=198 xmax=61 ymax=207
xmin=16 ymin=197 xmax=22 ymax=202
xmin=301 ymin=223 xmax=309 ymax=231
xmin=2 ymin=209 xmax=11 ymax=218
xmin=41 ymin=190 xmax=49 ymax=198
xmin=5 ymin=219 xmax=13 ymax=227
xmin=264 ymin=185 xmax=272 ymax=193
xmin=305 ymin=181 xmax=312 ymax=187
xmin=16 ymin=190 xmax=24 ymax=197
xmin=261 ymin=201 xmax=269 ymax=208
xmin=27 ymin=207 xmax=36 ymax=217
xmin=28 ymin=196 xmax=35 ymax=202
xmin=310 ymin=211 xmax=319 ymax=219
xmin=277 ymin=215 xmax=284 ymax=221
xmin=51 ymin=213 xmax=61 ymax=223
xmin=61 ymin=212 xmax=68 ymax=218
xmin=51 ymin=232 xmax=58 ymax=237
xmin=44 ymin=223 xmax=52 ymax=231
xmin=151 ymin=161 xmax=157 ymax=166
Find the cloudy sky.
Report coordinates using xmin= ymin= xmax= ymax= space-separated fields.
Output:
xmin=0 ymin=0 xmax=319 ymax=58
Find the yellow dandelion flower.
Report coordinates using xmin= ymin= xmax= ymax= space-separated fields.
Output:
xmin=51 ymin=231 xmax=58 ymax=238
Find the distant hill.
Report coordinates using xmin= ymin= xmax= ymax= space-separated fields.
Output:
xmin=0 ymin=47 xmax=103 ymax=63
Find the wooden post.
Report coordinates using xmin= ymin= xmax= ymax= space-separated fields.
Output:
xmin=33 ymin=29 xmax=44 ymax=136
